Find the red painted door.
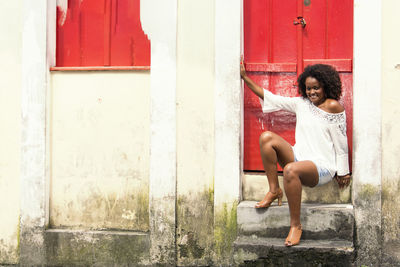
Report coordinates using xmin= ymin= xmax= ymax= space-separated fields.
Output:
xmin=243 ymin=0 xmax=353 ymax=172
xmin=56 ymin=0 xmax=150 ymax=67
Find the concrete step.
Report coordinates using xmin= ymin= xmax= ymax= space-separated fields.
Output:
xmin=238 ymin=201 xmax=354 ymax=241
xmin=242 ymin=173 xmax=351 ymax=204
xmin=234 ymin=236 xmax=354 ymax=266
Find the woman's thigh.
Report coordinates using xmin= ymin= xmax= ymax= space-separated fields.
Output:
xmin=261 ymin=131 xmax=295 ymax=168
xmin=284 ymin=160 xmax=319 ymax=187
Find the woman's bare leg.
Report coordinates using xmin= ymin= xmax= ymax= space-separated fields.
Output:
xmin=283 ymin=161 xmax=319 ymax=227
xmin=256 ymin=131 xmax=295 ymax=208
xmin=259 ymin=131 xmax=295 ymax=194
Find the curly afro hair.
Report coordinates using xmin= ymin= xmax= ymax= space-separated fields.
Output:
xmin=297 ymin=64 xmax=342 ymax=100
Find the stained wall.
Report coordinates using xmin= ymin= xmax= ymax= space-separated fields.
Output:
xmin=1 ymin=0 xmax=400 ymax=265
xmin=49 ymin=71 xmax=150 ymax=231
xmin=176 ymin=0 xmax=215 ymax=264
xmin=381 ymin=0 xmax=400 ymax=264
xmin=0 ymin=1 xmax=22 ymax=264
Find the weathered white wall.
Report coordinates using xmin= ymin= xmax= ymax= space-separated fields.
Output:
xmin=381 ymin=0 xmax=400 ymax=263
xmin=353 ymin=0 xmax=382 ymax=265
xmin=19 ymin=0 xmax=49 ymax=264
xmin=50 ymin=71 xmax=150 ymax=231
xmin=141 ymin=0 xmax=178 ymax=264
xmin=2 ymin=0 xmax=398 ymax=265
xmin=214 ymin=0 xmax=242 ymax=263
xmin=177 ymin=0 xmax=215 ymax=194
xmin=176 ymin=0 xmax=215 ymax=264
xmin=214 ymin=0 xmax=242 ymax=208
xmin=0 ymin=1 xmax=22 ymax=264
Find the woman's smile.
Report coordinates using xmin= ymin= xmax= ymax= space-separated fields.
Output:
xmin=305 ymin=77 xmax=326 ymax=106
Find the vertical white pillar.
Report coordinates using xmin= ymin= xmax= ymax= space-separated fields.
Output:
xmin=353 ymin=0 xmax=382 ymax=265
xmin=20 ymin=0 xmax=49 ymax=265
xmin=141 ymin=1 xmax=177 ymax=264
xmin=214 ymin=0 xmax=242 ymax=213
xmin=214 ymin=0 xmax=242 ymax=262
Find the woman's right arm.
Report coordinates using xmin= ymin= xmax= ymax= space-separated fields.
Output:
xmin=240 ymin=60 xmax=299 ymax=113
xmin=240 ymin=61 xmax=264 ymax=99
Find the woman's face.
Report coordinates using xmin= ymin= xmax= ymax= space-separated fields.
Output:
xmin=305 ymin=76 xmax=326 ymax=106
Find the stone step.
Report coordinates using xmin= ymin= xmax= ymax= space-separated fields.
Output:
xmin=238 ymin=201 xmax=354 ymax=241
xmin=234 ymin=236 xmax=354 ymax=266
xmin=242 ymin=173 xmax=351 ymax=204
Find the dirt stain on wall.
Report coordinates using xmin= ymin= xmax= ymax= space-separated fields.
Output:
xmin=50 ymin=185 xmax=149 ymax=231
xmin=177 ymin=187 xmax=214 ymax=266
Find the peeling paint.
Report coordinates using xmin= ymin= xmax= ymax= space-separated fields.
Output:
xmin=56 ymin=0 xmax=68 ymax=26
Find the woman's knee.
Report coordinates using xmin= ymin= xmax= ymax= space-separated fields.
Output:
xmin=259 ymin=131 xmax=275 ymax=147
xmin=283 ymin=163 xmax=299 ymax=182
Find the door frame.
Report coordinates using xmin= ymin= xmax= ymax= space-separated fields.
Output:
xmin=216 ymin=0 xmax=382 ymax=264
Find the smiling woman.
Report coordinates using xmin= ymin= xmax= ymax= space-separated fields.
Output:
xmin=299 ymin=64 xmax=345 ymax=113
xmin=240 ymin=62 xmax=351 ymax=247
xmin=298 ymin=64 xmax=343 ymax=102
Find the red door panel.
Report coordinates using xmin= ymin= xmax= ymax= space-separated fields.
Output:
xmin=270 ymin=0 xmax=298 ymax=63
xmin=79 ymin=0 xmax=106 ymax=66
xmin=244 ymin=0 xmax=353 ymax=172
xmin=56 ymin=0 xmax=150 ymax=67
xmin=110 ymin=0 xmax=150 ymax=66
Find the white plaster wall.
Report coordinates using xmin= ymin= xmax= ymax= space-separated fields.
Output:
xmin=382 ymin=0 xmax=400 ymax=180
xmin=49 ymin=71 xmax=150 ymax=230
xmin=353 ymin=0 xmax=382 ymax=186
xmin=0 ymin=1 xmax=22 ymax=264
xmin=177 ymin=0 xmax=215 ymax=194
xmin=141 ymin=1 xmax=178 ymax=263
xmin=352 ymin=1 xmax=383 ymax=265
xmin=214 ymin=0 xmax=242 ymax=206
xmin=381 ymin=0 xmax=400 ymax=251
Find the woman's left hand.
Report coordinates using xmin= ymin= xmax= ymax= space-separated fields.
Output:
xmin=335 ymin=174 xmax=352 ymax=189
xmin=240 ymin=56 xmax=247 ymax=78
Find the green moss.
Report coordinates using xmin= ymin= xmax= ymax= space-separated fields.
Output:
xmin=214 ymin=201 xmax=238 ymax=261
xmin=358 ymin=184 xmax=380 ymax=200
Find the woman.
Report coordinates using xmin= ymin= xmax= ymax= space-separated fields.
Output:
xmin=240 ymin=61 xmax=351 ymax=247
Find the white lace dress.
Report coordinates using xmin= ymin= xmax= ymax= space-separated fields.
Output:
xmin=260 ymin=89 xmax=350 ymax=177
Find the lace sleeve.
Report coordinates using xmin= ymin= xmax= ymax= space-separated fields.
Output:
xmin=260 ymin=89 xmax=299 ymax=114
xmin=329 ymin=115 xmax=350 ymax=176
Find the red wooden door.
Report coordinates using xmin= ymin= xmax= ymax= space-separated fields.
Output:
xmin=56 ymin=0 xmax=150 ymax=67
xmin=243 ymin=0 xmax=353 ymax=171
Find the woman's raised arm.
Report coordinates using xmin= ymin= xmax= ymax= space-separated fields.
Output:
xmin=240 ymin=60 xmax=264 ymax=99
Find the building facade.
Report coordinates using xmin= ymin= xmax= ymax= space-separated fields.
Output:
xmin=0 ymin=0 xmax=398 ymax=265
